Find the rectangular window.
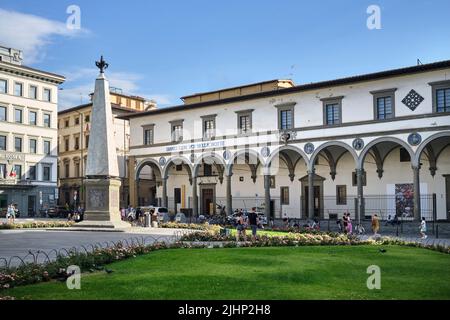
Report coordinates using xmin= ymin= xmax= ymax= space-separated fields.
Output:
xmin=85 ymin=135 xmax=89 ymax=148
xmin=43 ymin=166 xmax=51 ymax=181
xmin=85 ymin=115 xmax=90 ymax=123
xmin=43 ymin=113 xmax=51 ymax=127
xmin=176 ymin=164 xmax=183 ymax=171
xmin=29 ymin=85 xmax=37 ymax=99
xmin=280 ymin=109 xmax=293 ymax=130
xmin=14 ymin=137 xmax=22 ymax=152
xmin=0 ymin=135 xmax=6 ymax=150
xmin=172 ymin=124 xmax=183 ymax=142
xmin=203 ymin=118 xmax=216 ymax=139
xmin=65 ymin=138 xmax=69 ymax=152
xmin=29 ymin=139 xmax=37 ymax=154
xmin=29 ymin=111 xmax=37 ymax=125
xmin=75 ymin=117 xmax=79 ymax=125
xmin=0 ymin=106 xmax=6 ymax=121
xmin=436 ymin=88 xmax=450 ymax=113
xmin=0 ymin=79 xmax=7 ymax=94
xmin=336 ymin=185 xmax=347 ymax=205
xmin=281 ymin=187 xmax=290 ymax=205
xmin=376 ymin=96 xmax=393 ymax=119
xmin=239 ymin=115 xmax=251 ymax=133
xmin=144 ymin=128 xmax=154 ymax=145
xmin=74 ymin=136 xmax=79 ymax=150
xmin=14 ymin=82 xmax=23 ymax=96
xmin=65 ymin=163 xmax=70 ymax=178
xmin=14 ymin=165 xmax=22 ymax=179
xmin=75 ymin=162 xmax=80 ymax=178
xmin=0 ymin=163 xmax=6 ymax=178
xmin=43 ymin=88 xmax=51 ymax=102
xmin=15 ymin=108 xmax=23 ymax=123
xmin=400 ymin=148 xmax=411 ymax=162
xmin=28 ymin=165 xmax=36 ymax=180
xmin=325 ymin=103 xmax=341 ymax=125
xmin=44 ymin=140 xmax=51 ymax=155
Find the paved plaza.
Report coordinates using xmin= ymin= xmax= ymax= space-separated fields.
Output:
xmin=0 ymin=225 xmax=184 ymax=267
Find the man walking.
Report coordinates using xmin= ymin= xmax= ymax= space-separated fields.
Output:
xmin=248 ymin=207 xmax=259 ymax=241
xmin=420 ymin=217 xmax=427 ymax=239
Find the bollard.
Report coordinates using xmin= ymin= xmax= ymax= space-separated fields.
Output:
xmin=436 ymin=224 xmax=439 ymax=239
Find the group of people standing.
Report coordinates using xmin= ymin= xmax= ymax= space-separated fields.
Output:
xmin=235 ymin=207 xmax=260 ymax=241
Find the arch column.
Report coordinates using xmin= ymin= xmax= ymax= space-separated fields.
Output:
xmin=412 ymin=165 xmax=421 ymax=220
xmin=264 ymin=174 xmax=271 ymax=219
xmin=356 ymin=168 xmax=365 ymax=223
xmin=128 ymin=156 xmax=137 ymax=207
xmin=307 ymin=168 xmax=315 ymax=219
xmin=161 ymin=177 xmax=168 ymax=208
xmin=192 ymin=175 xmax=198 ymax=217
xmin=226 ymin=173 xmax=232 ymax=216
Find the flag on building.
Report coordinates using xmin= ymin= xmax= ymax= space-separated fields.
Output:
xmin=9 ymin=166 xmax=16 ymax=178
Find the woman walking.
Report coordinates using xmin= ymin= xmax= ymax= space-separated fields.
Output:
xmin=235 ymin=212 xmax=246 ymax=241
xmin=346 ymin=213 xmax=353 ymax=234
xmin=371 ymin=214 xmax=380 ymax=236
xmin=420 ymin=217 xmax=427 ymax=239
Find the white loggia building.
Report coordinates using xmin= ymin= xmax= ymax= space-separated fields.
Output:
xmin=122 ymin=60 xmax=450 ymax=222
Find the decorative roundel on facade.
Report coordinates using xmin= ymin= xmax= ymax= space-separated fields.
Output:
xmin=408 ymin=132 xmax=422 ymax=146
xmin=159 ymin=157 xmax=167 ymax=166
xmin=223 ymin=150 xmax=231 ymax=160
xmin=352 ymin=138 xmax=365 ymax=151
xmin=261 ymin=146 xmax=271 ymax=158
xmin=190 ymin=153 xmax=196 ymax=163
xmin=304 ymin=143 xmax=315 ymax=155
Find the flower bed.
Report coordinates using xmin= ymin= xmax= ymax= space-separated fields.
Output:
xmin=159 ymin=221 xmax=221 ymax=233
xmin=0 ymin=221 xmax=75 ymax=230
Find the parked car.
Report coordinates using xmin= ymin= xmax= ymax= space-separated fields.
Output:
xmin=46 ymin=207 xmax=59 ymax=218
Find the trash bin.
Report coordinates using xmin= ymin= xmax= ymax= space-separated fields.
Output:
xmin=144 ymin=213 xmax=150 ymax=227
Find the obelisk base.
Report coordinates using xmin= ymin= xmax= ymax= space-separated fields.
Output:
xmin=75 ymin=178 xmax=129 ymax=229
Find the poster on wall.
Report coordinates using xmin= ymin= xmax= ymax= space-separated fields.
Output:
xmin=395 ymin=184 xmax=414 ymax=218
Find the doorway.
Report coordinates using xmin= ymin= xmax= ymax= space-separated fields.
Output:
xmin=174 ymin=188 xmax=181 ymax=213
xmin=300 ymin=173 xmax=325 ymax=219
xmin=200 ymin=184 xmax=215 ymax=215
xmin=28 ymin=195 xmax=36 ymax=217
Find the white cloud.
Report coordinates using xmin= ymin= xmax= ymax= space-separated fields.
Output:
xmin=58 ymin=68 xmax=174 ymax=110
xmin=0 ymin=8 xmax=88 ymax=64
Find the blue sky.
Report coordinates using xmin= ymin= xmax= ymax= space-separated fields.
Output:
xmin=1 ymin=0 xmax=450 ymax=109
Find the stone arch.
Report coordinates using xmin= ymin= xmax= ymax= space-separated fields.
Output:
xmin=414 ymin=131 xmax=450 ymax=168
xmin=226 ymin=149 xmax=265 ymax=177
xmin=358 ymin=136 xmax=414 ymax=169
xmin=162 ymin=155 xmax=193 ymax=179
xmin=309 ymin=141 xmax=359 ymax=171
xmin=135 ymin=158 xmax=163 ymax=181
xmin=193 ymin=152 xmax=227 ymax=178
xmin=264 ymin=145 xmax=309 ymax=180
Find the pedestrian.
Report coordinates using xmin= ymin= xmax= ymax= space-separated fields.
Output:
xmin=371 ymin=214 xmax=380 ymax=236
xmin=420 ymin=217 xmax=427 ymax=239
xmin=342 ymin=213 xmax=348 ymax=234
xmin=346 ymin=213 xmax=353 ymax=234
xmin=235 ymin=212 xmax=246 ymax=241
xmin=248 ymin=207 xmax=259 ymax=241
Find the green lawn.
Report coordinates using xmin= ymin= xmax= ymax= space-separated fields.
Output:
xmin=5 ymin=245 xmax=450 ymax=300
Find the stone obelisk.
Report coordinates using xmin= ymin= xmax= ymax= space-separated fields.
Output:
xmin=77 ymin=56 xmax=128 ymax=229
